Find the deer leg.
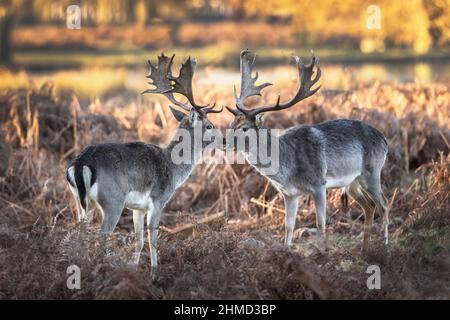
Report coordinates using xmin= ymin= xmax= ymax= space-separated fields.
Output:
xmin=362 ymin=207 xmax=375 ymax=251
xmin=69 ymin=184 xmax=84 ymax=222
xmin=99 ymin=201 xmax=124 ymax=235
xmin=312 ymin=187 xmax=327 ymax=237
xmin=364 ymin=172 xmax=389 ymax=245
xmin=147 ymin=204 xmax=162 ymax=276
xmin=75 ymin=196 xmax=84 ymax=222
xmin=96 ymin=196 xmax=124 ymax=257
xmin=312 ymin=187 xmax=328 ymax=251
xmin=132 ymin=210 xmax=146 ymax=266
xmin=348 ymin=179 xmax=375 ymax=251
xmin=283 ymin=195 xmax=299 ymax=246
xmin=84 ymin=199 xmax=96 ymax=224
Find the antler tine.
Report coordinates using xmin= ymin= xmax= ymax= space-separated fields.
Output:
xmin=295 ymin=51 xmax=322 ymax=98
xmin=238 ymin=51 xmax=322 ymax=118
xmin=202 ymin=103 xmax=223 ymax=114
xmin=225 ymin=105 xmax=241 ymax=116
xmin=143 ymin=53 xmax=191 ymax=112
xmin=235 ymin=50 xmax=272 ymax=109
xmin=169 ymin=56 xmax=208 ymax=111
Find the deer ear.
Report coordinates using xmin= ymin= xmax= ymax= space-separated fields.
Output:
xmin=169 ymin=106 xmax=186 ymax=122
xmin=255 ymin=114 xmax=264 ymax=126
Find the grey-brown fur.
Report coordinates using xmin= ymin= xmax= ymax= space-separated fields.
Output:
xmin=66 ymin=109 xmax=216 ymax=272
xmin=226 ymin=50 xmax=389 ymax=250
xmin=67 ymin=116 xmax=202 ymax=218
xmin=273 ymin=119 xmax=388 ymax=191
xmin=66 ymin=53 xmax=221 ymax=274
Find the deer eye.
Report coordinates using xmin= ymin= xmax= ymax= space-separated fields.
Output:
xmin=206 ymin=124 xmax=213 ymax=130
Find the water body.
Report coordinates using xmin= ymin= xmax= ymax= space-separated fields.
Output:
xmin=26 ymin=60 xmax=450 ymax=101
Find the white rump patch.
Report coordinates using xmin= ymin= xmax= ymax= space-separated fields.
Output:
xmin=82 ymin=166 xmax=92 ymax=187
xmin=67 ymin=166 xmax=76 ymax=186
xmin=89 ymin=182 xmax=98 ymax=201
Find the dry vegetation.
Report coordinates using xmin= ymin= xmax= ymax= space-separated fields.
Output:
xmin=0 ymin=72 xmax=449 ymax=299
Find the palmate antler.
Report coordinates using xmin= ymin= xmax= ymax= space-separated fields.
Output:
xmin=235 ymin=50 xmax=272 ymax=110
xmin=143 ymin=53 xmax=190 ymax=112
xmin=227 ymin=49 xmax=321 ymax=119
xmin=143 ymin=53 xmax=222 ymax=114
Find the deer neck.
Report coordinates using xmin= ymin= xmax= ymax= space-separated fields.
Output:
xmin=165 ymin=126 xmax=204 ymax=186
xmin=244 ymin=126 xmax=281 ymax=177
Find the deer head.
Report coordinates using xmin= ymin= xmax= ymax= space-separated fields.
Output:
xmin=143 ymin=53 xmax=222 ymax=133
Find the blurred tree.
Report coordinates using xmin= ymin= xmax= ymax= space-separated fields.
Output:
xmin=422 ymin=0 xmax=450 ymax=47
xmin=96 ymin=0 xmax=119 ymax=25
xmin=381 ymin=0 xmax=432 ymax=53
xmin=134 ymin=0 xmax=148 ymax=26
xmin=286 ymin=0 xmax=434 ymax=52
xmin=157 ymin=0 xmax=188 ymax=45
xmin=1 ymin=0 xmax=449 ymax=53
xmin=229 ymin=0 xmax=246 ymax=19
xmin=147 ymin=0 xmax=158 ymax=21
xmin=0 ymin=0 xmax=24 ymax=66
xmin=33 ymin=0 xmax=70 ymax=24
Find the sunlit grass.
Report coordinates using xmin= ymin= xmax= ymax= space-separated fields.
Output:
xmin=45 ymin=68 xmax=128 ymax=98
xmin=0 ymin=69 xmax=31 ymax=91
xmin=0 ymin=68 xmax=128 ymax=99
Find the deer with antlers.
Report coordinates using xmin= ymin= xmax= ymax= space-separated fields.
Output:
xmin=66 ymin=54 xmax=221 ymax=273
xmin=225 ymin=50 xmax=389 ymax=250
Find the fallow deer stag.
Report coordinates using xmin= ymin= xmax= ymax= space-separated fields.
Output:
xmin=66 ymin=54 xmax=221 ymax=273
xmin=225 ymin=50 xmax=388 ymax=250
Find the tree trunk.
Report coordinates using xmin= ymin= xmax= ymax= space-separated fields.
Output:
xmin=147 ymin=0 xmax=158 ymax=22
xmin=0 ymin=13 xmax=13 ymax=65
xmin=170 ymin=20 xmax=180 ymax=46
